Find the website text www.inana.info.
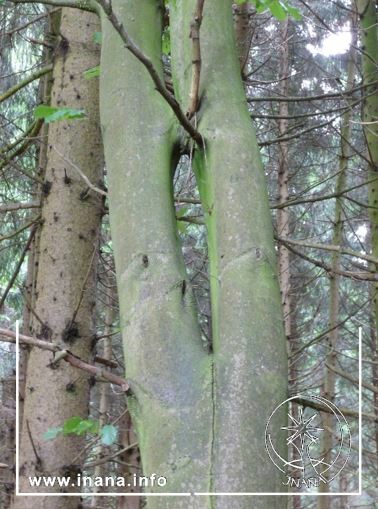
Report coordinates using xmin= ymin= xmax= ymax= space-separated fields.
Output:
xmin=28 ymin=473 xmax=167 ymax=489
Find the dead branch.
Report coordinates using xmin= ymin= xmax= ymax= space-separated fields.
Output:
xmin=187 ymin=0 xmax=205 ymax=119
xmin=0 ymin=329 xmax=129 ymax=391
xmin=96 ymin=0 xmax=204 ymax=147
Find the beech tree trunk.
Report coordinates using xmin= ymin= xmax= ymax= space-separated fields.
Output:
xmin=14 ymin=8 xmax=103 ymax=508
xmin=101 ymin=1 xmax=287 ymax=508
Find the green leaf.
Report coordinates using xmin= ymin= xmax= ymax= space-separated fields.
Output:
xmin=177 ymin=220 xmax=188 ymax=234
xmin=93 ymin=31 xmax=102 ymax=44
xmin=284 ymin=3 xmax=302 ymax=20
xmin=176 ymin=206 xmax=189 ymax=219
xmin=269 ymin=0 xmax=287 ymax=20
xmin=100 ymin=424 xmax=118 ymax=446
xmin=63 ymin=416 xmax=83 ymax=435
xmin=84 ymin=66 xmax=100 ymax=79
xmin=63 ymin=417 xmax=99 ymax=435
xmin=75 ymin=419 xmax=99 ymax=435
xmin=162 ymin=27 xmax=170 ymax=56
xmin=43 ymin=427 xmax=63 ymax=441
xmin=34 ymin=105 xmax=86 ymax=123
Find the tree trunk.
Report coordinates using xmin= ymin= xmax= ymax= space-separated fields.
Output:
xmin=101 ymin=1 xmax=287 ymax=507
xmin=100 ymin=2 xmax=213 ymax=505
xmin=275 ymin=19 xmax=301 ymax=509
xmin=318 ymin=12 xmax=357 ymax=506
xmin=14 ymin=7 xmax=103 ymax=508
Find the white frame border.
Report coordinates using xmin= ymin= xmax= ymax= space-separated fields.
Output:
xmin=15 ymin=321 xmax=362 ymax=497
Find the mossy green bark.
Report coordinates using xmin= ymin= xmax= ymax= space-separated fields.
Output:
xmin=100 ymin=1 xmax=287 ymax=507
xmin=100 ymin=2 xmax=212 ymax=506
xmin=170 ymin=1 xmax=287 ymax=505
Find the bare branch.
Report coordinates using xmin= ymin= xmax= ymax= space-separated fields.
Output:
xmin=96 ymin=0 xmax=204 ymax=147
xmin=10 ymin=0 xmax=98 ymax=13
xmin=187 ymin=0 xmax=205 ymax=119
xmin=0 ymin=224 xmax=38 ymax=310
xmin=0 ymin=201 xmax=40 ymax=213
xmin=278 ymin=237 xmax=378 ymax=266
xmin=53 ymin=146 xmax=107 ymax=197
xmin=294 ymin=397 xmax=377 ymax=422
xmin=0 ymin=328 xmax=129 ymax=391
xmin=0 ymin=216 xmax=41 ymax=243
xmin=0 ymin=65 xmax=53 ymax=104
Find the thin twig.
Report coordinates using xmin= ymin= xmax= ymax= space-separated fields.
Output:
xmin=0 ymin=65 xmax=53 ymax=104
xmin=187 ymin=0 xmax=205 ymax=119
xmin=96 ymin=0 xmax=204 ymax=147
xmin=0 ymin=215 xmax=41 ymax=242
xmin=0 ymin=201 xmax=40 ymax=213
xmin=52 ymin=146 xmax=107 ymax=197
xmin=26 ymin=419 xmax=42 ymax=466
xmin=0 ymin=329 xmax=129 ymax=391
xmin=0 ymin=224 xmax=37 ymax=310
xmin=277 ymin=236 xmax=378 ymax=266
xmin=69 ymin=244 xmax=98 ymax=327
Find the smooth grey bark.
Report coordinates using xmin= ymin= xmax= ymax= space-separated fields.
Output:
xmin=100 ymin=1 xmax=287 ymax=508
xmin=100 ymin=2 xmax=212 ymax=507
xmin=170 ymin=3 xmax=287 ymax=505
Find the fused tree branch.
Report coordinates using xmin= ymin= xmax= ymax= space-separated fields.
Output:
xmin=187 ymin=0 xmax=205 ymax=119
xmin=96 ymin=0 xmax=204 ymax=147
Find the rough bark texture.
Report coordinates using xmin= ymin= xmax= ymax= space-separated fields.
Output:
xmin=277 ymin=19 xmax=291 ymax=345
xmin=275 ymin=20 xmax=301 ymax=509
xmin=0 ymin=375 xmax=16 ymax=508
xmin=14 ymin=8 xmax=103 ymax=508
xmin=233 ymin=1 xmax=254 ymax=76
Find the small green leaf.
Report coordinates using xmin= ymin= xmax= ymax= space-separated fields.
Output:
xmin=176 ymin=206 xmax=189 ymax=219
xmin=100 ymin=424 xmax=118 ymax=446
xmin=84 ymin=66 xmax=100 ymax=79
xmin=284 ymin=3 xmax=302 ymax=20
xmin=269 ymin=0 xmax=287 ymax=20
xmin=34 ymin=105 xmax=86 ymax=123
xmin=162 ymin=27 xmax=171 ymax=56
xmin=63 ymin=416 xmax=83 ymax=435
xmin=75 ymin=419 xmax=99 ymax=435
xmin=43 ymin=427 xmax=63 ymax=441
xmin=177 ymin=221 xmax=188 ymax=234
xmin=93 ymin=32 xmax=102 ymax=44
